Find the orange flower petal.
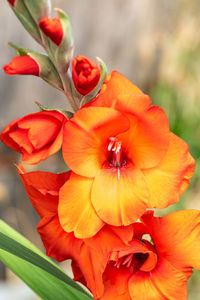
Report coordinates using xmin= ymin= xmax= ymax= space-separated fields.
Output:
xmin=21 ymin=125 xmax=64 ymax=164
xmin=111 ymin=94 xmax=151 ymax=115
xmin=77 ymin=226 xmax=134 ymax=299
xmin=91 ymin=163 xmax=149 ymax=226
xmin=19 ymin=169 xmax=70 ymax=218
xmin=129 ymin=255 xmax=187 ymax=300
xmin=142 ymin=210 xmax=200 ymax=273
xmin=19 ymin=114 xmax=62 ymax=150
xmin=118 ymin=105 xmax=170 ymax=169
xmin=101 ymin=266 xmax=132 ymax=300
xmin=37 ymin=215 xmax=82 ymax=262
xmin=58 ymin=172 xmax=104 ymax=238
xmin=129 ymin=256 xmax=188 ymax=300
xmin=74 ymin=244 xmax=107 ymax=299
xmin=9 ymin=128 xmax=34 ymax=154
xmin=0 ymin=118 xmax=21 ymax=152
xmin=87 ymin=71 xmax=143 ymax=108
xmin=85 ymin=225 xmax=133 ymax=255
xmin=62 ymin=107 xmax=129 ymax=177
xmin=143 ymin=133 xmax=195 ymax=208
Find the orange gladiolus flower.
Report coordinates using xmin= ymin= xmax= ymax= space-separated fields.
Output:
xmin=3 ymin=55 xmax=40 ymax=76
xmin=39 ymin=17 xmax=63 ymax=46
xmin=72 ymin=210 xmax=200 ymax=300
xmin=60 ymin=71 xmax=195 ymax=237
xmin=18 ymin=165 xmax=133 ymax=299
xmin=1 ymin=110 xmax=67 ymax=164
xmin=72 ymin=55 xmax=100 ymax=95
xmin=18 ymin=167 xmax=200 ymax=299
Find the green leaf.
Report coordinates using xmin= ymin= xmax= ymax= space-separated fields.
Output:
xmin=0 ymin=220 xmax=92 ymax=300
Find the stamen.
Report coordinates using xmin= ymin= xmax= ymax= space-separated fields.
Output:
xmin=108 ymin=137 xmax=124 ymax=168
xmin=122 ymin=254 xmax=134 ymax=268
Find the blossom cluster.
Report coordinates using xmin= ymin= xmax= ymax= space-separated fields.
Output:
xmin=1 ymin=1 xmax=200 ymax=299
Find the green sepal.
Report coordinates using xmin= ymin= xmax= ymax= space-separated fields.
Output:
xmin=74 ymin=57 xmax=108 ymax=108
xmin=10 ymin=0 xmax=42 ymax=44
xmin=35 ymin=101 xmax=74 ymax=119
xmin=23 ymin=0 xmax=51 ymax=22
xmin=55 ymin=9 xmax=74 ymax=74
xmin=8 ymin=42 xmax=64 ymax=91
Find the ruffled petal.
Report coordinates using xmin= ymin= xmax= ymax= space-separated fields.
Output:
xmin=143 ymin=133 xmax=195 ymax=208
xmin=86 ymin=71 xmax=143 ymax=109
xmin=62 ymin=106 xmax=129 ymax=177
xmin=141 ymin=210 xmax=200 ymax=274
xmin=19 ymin=114 xmax=62 ymax=150
xmin=21 ymin=126 xmax=64 ymax=164
xmin=112 ymin=94 xmax=151 ymax=115
xmin=58 ymin=172 xmax=104 ymax=238
xmin=150 ymin=257 xmax=188 ymax=300
xmin=91 ymin=163 xmax=149 ymax=226
xmin=129 ymin=257 xmax=188 ymax=300
xmin=118 ymin=106 xmax=170 ymax=169
xmin=85 ymin=225 xmax=133 ymax=254
xmin=37 ymin=215 xmax=82 ymax=261
xmin=19 ymin=168 xmax=70 ymax=218
xmin=9 ymin=128 xmax=34 ymax=153
xmin=101 ymin=266 xmax=132 ymax=300
xmin=72 ymin=244 xmax=107 ymax=299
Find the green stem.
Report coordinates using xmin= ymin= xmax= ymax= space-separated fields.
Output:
xmin=40 ymin=33 xmax=78 ymax=112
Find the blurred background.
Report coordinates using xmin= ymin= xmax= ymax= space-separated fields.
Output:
xmin=0 ymin=0 xmax=200 ymax=299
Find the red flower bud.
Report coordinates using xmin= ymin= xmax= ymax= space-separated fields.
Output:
xmin=39 ymin=17 xmax=63 ymax=46
xmin=72 ymin=55 xmax=100 ymax=95
xmin=1 ymin=111 xmax=67 ymax=164
xmin=3 ymin=55 xmax=40 ymax=76
xmin=7 ymin=0 xmax=15 ymax=6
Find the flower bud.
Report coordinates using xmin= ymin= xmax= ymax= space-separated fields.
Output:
xmin=72 ymin=55 xmax=100 ymax=95
xmin=7 ymin=0 xmax=15 ymax=6
xmin=39 ymin=17 xmax=63 ymax=46
xmin=39 ymin=9 xmax=74 ymax=75
xmin=0 ymin=111 xmax=67 ymax=164
xmin=3 ymin=55 xmax=40 ymax=76
xmin=4 ymin=43 xmax=64 ymax=90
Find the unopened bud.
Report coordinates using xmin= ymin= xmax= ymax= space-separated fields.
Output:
xmin=5 ymin=43 xmax=63 ymax=91
xmin=39 ymin=17 xmax=63 ymax=46
xmin=72 ymin=55 xmax=100 ymax=96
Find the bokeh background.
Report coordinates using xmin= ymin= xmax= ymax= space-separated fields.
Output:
xmin=0 ymin=0 xmax=200 ymax=299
